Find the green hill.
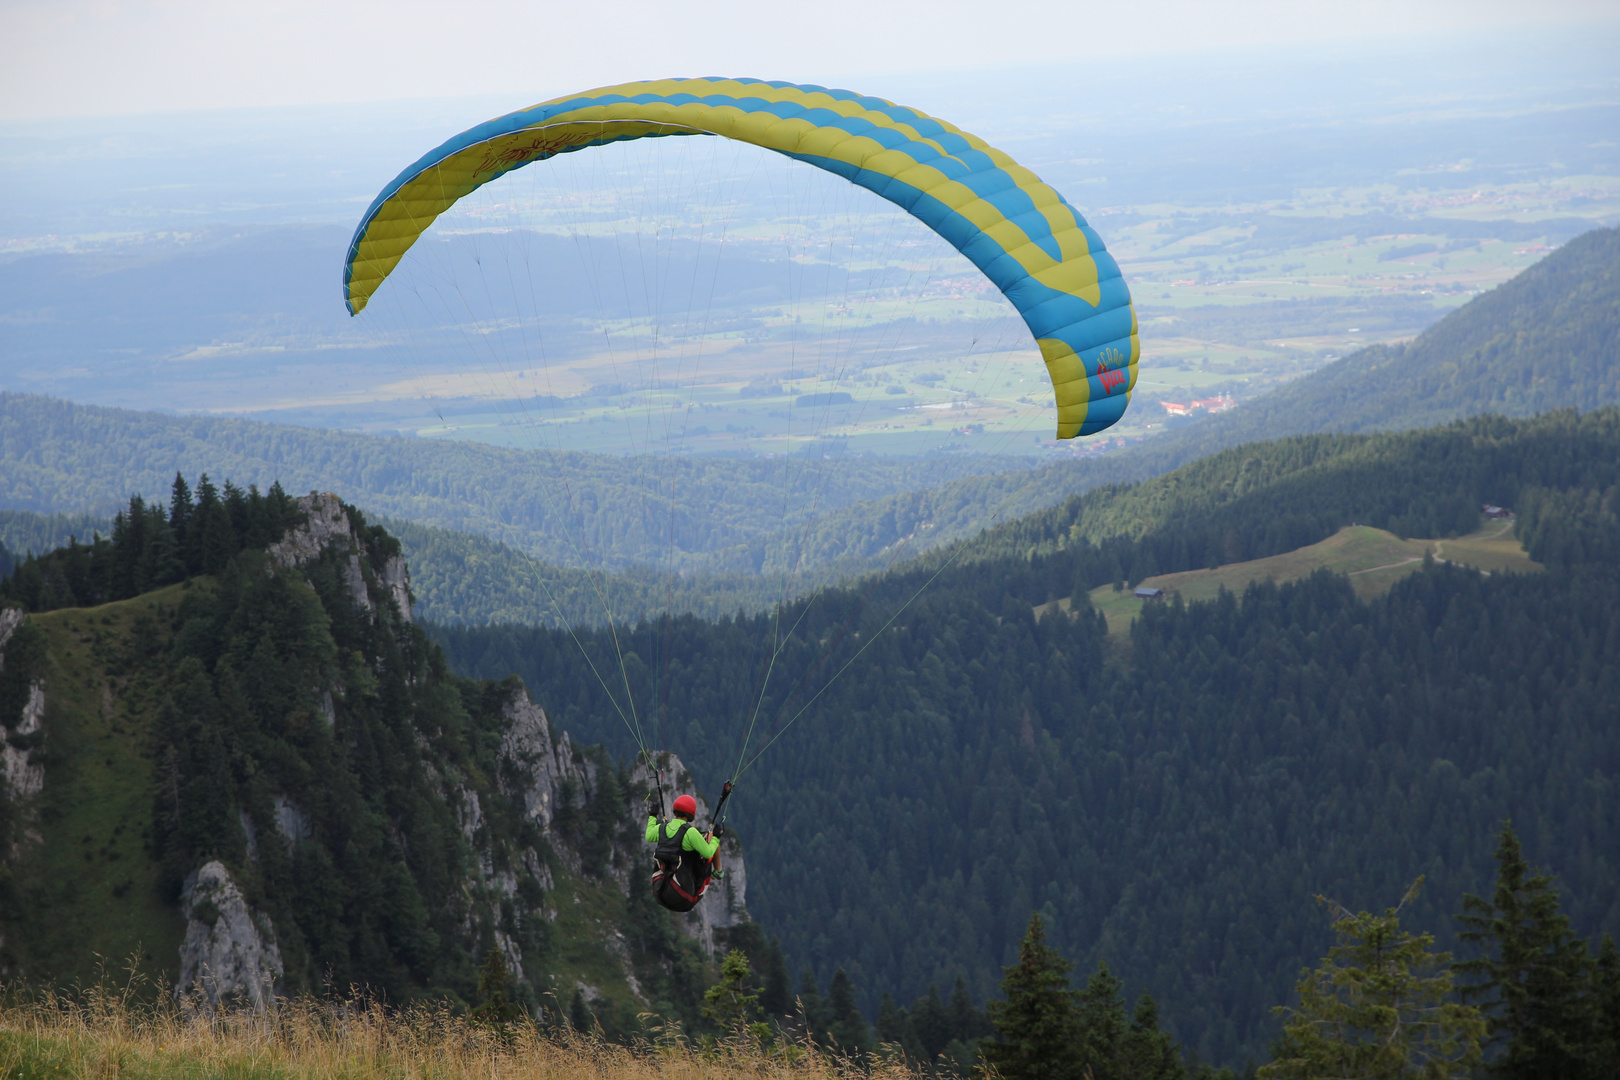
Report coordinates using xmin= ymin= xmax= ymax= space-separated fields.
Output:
xmin=0 ymin=392 xmax=1158 ymax=621
xmin=3 ymin=228 xmax=1615 ymax=613
xmin=433 ymin=411 xmax=1620 ymax=1065
xmin=0 ymin=500 xmax=800 ymax=628
xmin=487 ymin=224 xmax=1620 ymax=589
xmin=0 ymin=391 xmax=1032 ymax=574
xmin=1077 ymin=519 xmax=1542 ymax=639
xmin=1141 ymin=225 xmax=1620 ymax=457
xmin=0 ymin=487 xmax=755 ymax=1034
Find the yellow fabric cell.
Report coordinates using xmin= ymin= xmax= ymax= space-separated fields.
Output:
xmin=860 ymin=147 xmax=930 ymax=181
xmin=793 ymin=125 xmax=854 ymax=159
xmin=1046 ymin=220 xmax=1093 ymax=263
xmin=1040 ymin=340 xmax=1090 ymax=388
xmin=1033 ymin=259 xmax=1104 ymax=306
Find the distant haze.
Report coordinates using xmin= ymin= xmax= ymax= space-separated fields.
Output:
xmin=2 ymin=1 xmax=1615 ymax=121
xmin=0 ymin=22 xmax=1614 ymax=453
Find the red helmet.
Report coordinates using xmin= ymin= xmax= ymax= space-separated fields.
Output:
xmin=672 ymin=794 xmax=697 ymax=819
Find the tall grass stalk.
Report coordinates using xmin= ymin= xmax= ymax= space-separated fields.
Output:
xmin=0 ymin=976 xmax=926 ymax=1080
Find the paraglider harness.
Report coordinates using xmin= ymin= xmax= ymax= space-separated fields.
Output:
xmin=649 ymin=780 xmax=732 ymax=913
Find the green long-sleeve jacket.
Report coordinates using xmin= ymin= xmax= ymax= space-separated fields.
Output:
xmin=646 ymin=816 xmax=720 ymax=860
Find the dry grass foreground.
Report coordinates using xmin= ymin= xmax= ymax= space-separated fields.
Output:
xmin=0 ymin=983 xmax=927 ymax=1080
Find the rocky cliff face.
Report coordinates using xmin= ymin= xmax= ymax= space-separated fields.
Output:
xmin=269 ymin=492 xmax=413 ymax=621
xmin=0 ymin=491 xmax=753 ymax=1020
xmin=199 ymin=495 xmax=744 ymax=1010
xmin=177 ymin=861 xmax=284 ymax=1011
xmin=473 ymin=688 xmax=749 ymax=973
xmin=0 ymin=606 xmax=44 ymax=813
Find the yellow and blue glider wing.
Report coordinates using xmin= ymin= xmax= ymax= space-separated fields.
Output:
xmin=343 ymin=77 xmax=1137 ymax=437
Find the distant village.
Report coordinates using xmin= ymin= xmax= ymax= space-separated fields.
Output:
xmin=1159 ymin=394 xmax=1236 ymax=417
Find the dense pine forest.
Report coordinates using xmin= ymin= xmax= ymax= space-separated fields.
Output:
xmin=0 ymin=483 xmax=733 ymax=1031
xmin=4 ymin=407 xmax=1617 ymax=1070
xmin=435 ymin=410 xmax=1620 ymax=1064
xmin=0 ymin=390 xmax=1053 ymax=576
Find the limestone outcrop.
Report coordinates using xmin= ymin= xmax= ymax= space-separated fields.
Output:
xmin=0 ymin=608 xmax=45 ymax=805
xmin=629 ymin=755 xmax=749 ymax=955
xmin=268 ymin=493 xmax=412 ymax=622
xmin=494 ymin=687 xmax=749 ymax=955
xmin=497 ymin=692 xmax=581 ymax=834
xmin=176 ymin=861 xmax=285 ymax=1011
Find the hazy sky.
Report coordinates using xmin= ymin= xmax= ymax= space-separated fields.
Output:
xmin=3 ymin=0 xmax=1617 ymax=121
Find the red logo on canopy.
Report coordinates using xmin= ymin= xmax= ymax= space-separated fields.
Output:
xmin=1097 ymin=356 xmax=1127 ymax=395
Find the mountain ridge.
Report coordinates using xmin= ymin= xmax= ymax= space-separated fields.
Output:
xmin=0 ymin=489 xmax=753 ymax=1035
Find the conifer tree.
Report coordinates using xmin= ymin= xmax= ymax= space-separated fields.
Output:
xmin=877 ymin=991 xmax=907 ymax=1046
xmin=702 ymin=948 xmax=763 ymax=1033
xmin=827 ymin=967 xmax=871 ymax=1054
xmin=1077 ymin=961 xmax=1129 ymax=1074
xmin=798 ymin=967 xmax=831 ymax=1044
xmin=940 ymin=974 xmax=992 ymax=1073
xmin=983 ymin=913 xmax=1082 ymax=1080
xmin=192 ymin=474 xmax=234 ymax=575
xmin=947 ymin=974 xmax=989 ymax=1041
xmin=1592 ymin=935 xmax=1620 ymax=1078
xmin=168 ymin=472 xmax=192 ymax=542
xmin=1121 ymin=994 xmax=1189 ymax=1080
xmin=1457 ymin=823 xmax=1594 ymax=1078
xmin=567 ymin=988 xmax=594 ymax=1033
xmin=757 ymin=935 xmax=793 ymax=1017
xmin=1262 ymin=879 xmax=1484 ymax=1079
xmin=909 ymin=983 xmax=949 ymax=1060
xmin=471 ymin=947 xmax=520 ymax=1030
xmin=1071 ymin=962 xmax=1185 ymax=1080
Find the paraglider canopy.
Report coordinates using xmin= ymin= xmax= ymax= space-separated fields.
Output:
xmin=344 ymin=77 xmax=1138 ymax=438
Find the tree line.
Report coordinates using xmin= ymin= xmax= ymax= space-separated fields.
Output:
xmin=0 ymin=389 xmax=1040 ymax=575
xmin=435 ymin=413 xmax=1620 ymax=1064
xmin=0 ymin=473 xmax=303 ymax=611
xmin=677 ymin=820 xmax=1618 ymax=1078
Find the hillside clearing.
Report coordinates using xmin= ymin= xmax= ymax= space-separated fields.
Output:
xmin=12 ymin=585 xmax=194 ymax=987
xmin=1046 ymin=518 xmax=1542 ymax=639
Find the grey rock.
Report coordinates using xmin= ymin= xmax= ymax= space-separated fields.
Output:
xmin=497 ymin=693 xmax=577 ymax=832
xmin=380 ymin=554 xmax=413 ymax=623
xmin=0 ymin=683 xmax=44 ymax=802
xmin=0 ymin=607 xmax=22 ymax=651
xmin=272 ymin=795 xmax=312 ymax=845
xmin=267 ymin=493 xmax=412 ymax=623
xmin=176 ymin=861 xmax=284 ymax=1011
xmin=344 ymin=553 xmax=372 ymax=612
xmin=267 ymin=493 xmax=351 ymax=570
xmin=629 ymin=754 xmax=750 ymax=954
xmin=0 ymin=608 xmax=44 ymax=803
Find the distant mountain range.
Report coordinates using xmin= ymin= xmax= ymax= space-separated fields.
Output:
xmin=0 ymin=227 xmax=1614 ymax=625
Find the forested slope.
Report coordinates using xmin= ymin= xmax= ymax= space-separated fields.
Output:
xmin=0 ymin=391 xmax=1033 ymax=572
xmin=2 ymin=229 xmax=1614 ymax=599
xmin=434 ymin=411 xmax=1620 ymax=1066
xmin=0 ymin=485 xmax=751 ymax=1035
xmin=711 ymin=226 xmax=1620 ymax=577
xmin=935 ymin=409 xmax=1620 ymax=585
xmin=1140 ymin=225 xmax=1620 ymax=459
